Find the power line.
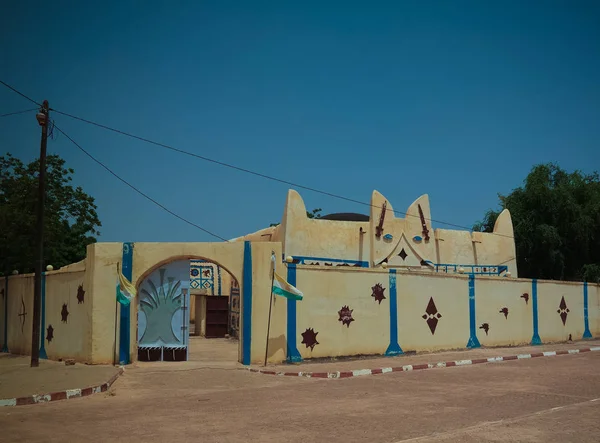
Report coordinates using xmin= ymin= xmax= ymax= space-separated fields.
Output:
xmin=51 ymin=109 xmax=514 ymax=237
xmin=1 ymin=108 xmax=38 ymax=117
xmin=0 ymin=80 xmax=41 ymax=107
xmin=52 ymin=122 xmax=229 ymax=242
xmin=0 ymin=79 xmax=514 ymax=239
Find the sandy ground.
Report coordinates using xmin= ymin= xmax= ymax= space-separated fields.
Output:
xmin=0 ymin=337 xmax=599 ymax=442
xmin=0 ymin=354 xmax=119 ymax=399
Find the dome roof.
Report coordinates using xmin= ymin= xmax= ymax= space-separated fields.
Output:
xmin=320 ymin=212 xmax=370 ymax=222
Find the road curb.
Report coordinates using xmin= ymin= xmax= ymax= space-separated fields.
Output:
xmin=248 ymin=346 xmax=600 ymax=379
xmin=0 ymin=367 xmax=124 ymax=407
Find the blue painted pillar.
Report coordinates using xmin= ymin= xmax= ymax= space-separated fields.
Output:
xmin=119 ymin=242 xmax=134 ymax=365
xmin=39 ymin=272 xmax=48 ymax=359
xmin=385 ymin=269 xmax=403 ymax=356
xmin=241 ymin=241 xmax=253 ymax=365
xmin=530 ymin=279 xmax=542 ymax=345
xmin=583 ymin=282 xmax=593 ymax=339
xmin=466 ymin=274 xmax=481 ymax=348
xmin=1 ymin=275 xmax=8 ymax=353
xmin=286 ymin=263 xmax=302 ymax=363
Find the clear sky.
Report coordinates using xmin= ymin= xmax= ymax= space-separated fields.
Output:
xmin=1 ymin=1 xmax=599 ymax=243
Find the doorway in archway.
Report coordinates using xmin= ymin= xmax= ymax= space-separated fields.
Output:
xmin=136 ymin=258 xmax=239 ymax=362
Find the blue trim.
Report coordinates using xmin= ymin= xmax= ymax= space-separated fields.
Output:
xmin=291 ymin=256 xmax=369 ymax=268
xmin=217 ymin=266 xmax=222 ymax=296
xmin=436 ymin=263 xmax=508 ymax=276
xmin=385 ymin=269 xmax=403 ymax=356
xmin=466 ymin=274 xmax=481 ymax=348
xmin=39 ymin=272 xmax=48 ymax=359
xmin=2 ymin=276 xmax=9 ymax=353
xmin=119 ymin=242 xmax=134 ymax=365
xmin=241 ymin=241 xmax=253 ymax=365
xmin=286 ymin=263 xmax=303 ymax=363
xmin=530 ymin=279 xmax=542 ymax=345
xmin=583 ymin=282 xmax=593 ymax=339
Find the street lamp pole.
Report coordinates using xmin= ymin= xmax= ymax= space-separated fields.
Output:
xmin=31 ymin=100 xmax=49 ymax=367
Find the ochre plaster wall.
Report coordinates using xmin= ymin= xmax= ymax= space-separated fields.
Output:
xmin=249 ymin=242 xmax=286 ymax=364
xmin=5 ymin=274 xmax=34 ymax=355
xmin=1 ymin=260 xmax=91 ymax=362
xmin=85 ymin=241 xmax=248 ymax=364
xmin=237 ymin=189 xmax=518 ymax=277
xmin=592 ymin=283 xmax=600 ymax=337
xmin=262 ymin=263 xmax=599 ymax=363
xmin=537 ymin=280 xmax=586 ymax=342
xmin=294 ymin=267 xmax=390 ymax=358
xmin=396 ymin=273 xmax=470 ymax=351
xmin=473 ymin=277 xmax=533 ymax=347
xmin=87 ymin=242 xmax=123 ymax=364
xmin=44 ymin=268 xmax=91 ymax=361
xmin=0 ymin=277 xmax=6 ymax=348
xmin=283 ymin=190 xmax=370 ymax=263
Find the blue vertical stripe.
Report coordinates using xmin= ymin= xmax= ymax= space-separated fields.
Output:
xmin=119 ymin=242 xmax=134 ymax=365
xmin=242 ymin=241 xmax=253 ymax=365
xmin=530 ymin=279 xmax=542 ymax=345
xmin=385 ymin=269 xmax=403 ymax=356
xmin=466 ymin=274 xmax=481 ymax=348
xmin=583 ymin=282 xmax=593 ymax=339
xmin=286 ymin=263 xmax=302 ymax=363
xmin=39 ymin=272 xmax=48 ymax=359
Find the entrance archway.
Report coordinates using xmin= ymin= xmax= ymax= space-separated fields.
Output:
xmin=135 ymin=256 xmax=240 ymax=362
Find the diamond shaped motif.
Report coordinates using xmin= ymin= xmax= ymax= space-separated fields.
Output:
xmin=421 ymin=297 xmax=442 ymax=335
xmin=202 ymin=280 xmax=212 ymax=289
xmin=398 ymin=248 xmax=408 ymax=260
xmin=557 ymin=296 xmax=570 ymax=326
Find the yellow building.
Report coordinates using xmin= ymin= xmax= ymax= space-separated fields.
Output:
xmin=0 ymin=190 xmax=597 ymax=366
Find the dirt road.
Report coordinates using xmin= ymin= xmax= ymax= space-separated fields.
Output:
xmin=1 ymin=346 xmax=599 ymax=442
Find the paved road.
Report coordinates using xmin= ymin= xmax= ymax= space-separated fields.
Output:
xmin=1 ymin=349 xmax=599 ymax=442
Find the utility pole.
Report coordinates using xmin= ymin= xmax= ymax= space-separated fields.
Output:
xmin=31 ymin=100 xmax=49 ymax=367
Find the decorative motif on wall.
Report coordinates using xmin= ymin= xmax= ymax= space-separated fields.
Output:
xmin=557 ymin=296 xmax=569 ymax=326
xmin=375 ymin=201 xmax=387 ymax=238
xmin=61 ymin=303 xmax=69 ymax=323
xmin=417 ymin=204 xmax=430 ymax=241
xmin=190 ymin=262 xmax=215 ymax=294
xmin=398 ymin=248 xmax=408 ymax=261
xmin=371 ymin=283 xmax=386 ymax=304
xmin=46 ymin=324 xmax=54 ymax=343
xmin=301 ymin=328 xmax=319 ymax=351
xmin=139 ymin=268 xmax=183 ymax=344
xmin=77 ymin=285 xmax=85 ymax=304
xmin=521 ymin=293 xmax=529 ymax=304
xmin=413 ymin=236 xmax=423 ymax=243
xmin=18 ymin=297 xmax=27 ymax=333
xmin=499 ymin=307 xmax=509 ymax=319
xmin=479 ymin=323 xmax=490 ymax=335
xmin=383 ymin=234 xmax=393 ymax=242
xmin=338 ymin=305 xmax=354 ymax=327
xmin=422 ymin=297 xmax=442 ymax=335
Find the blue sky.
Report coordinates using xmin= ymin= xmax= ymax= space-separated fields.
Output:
xmin=1 ymin=1 xmax=599 ymax=243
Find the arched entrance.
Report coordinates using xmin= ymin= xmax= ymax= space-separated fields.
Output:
xmin=135 ymin=257 xmax=240 ymax=362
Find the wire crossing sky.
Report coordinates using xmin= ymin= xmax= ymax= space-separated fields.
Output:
xmin=1 ymin=2 xmax=598 ymax=242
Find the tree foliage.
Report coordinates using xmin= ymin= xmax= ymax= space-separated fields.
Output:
xmin=0 ymin=153 xmax=101 ymax=274
xmin=474 ymin=163 xmax=600 ymax=282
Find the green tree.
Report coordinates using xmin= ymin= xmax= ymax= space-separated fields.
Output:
xmin=0 ymin=153 xmax=101 ymax=274
xmin=473 ymin=163 xmax=600 ymax=282
xmin=270 ymin=208 xmax=322 ymax=227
